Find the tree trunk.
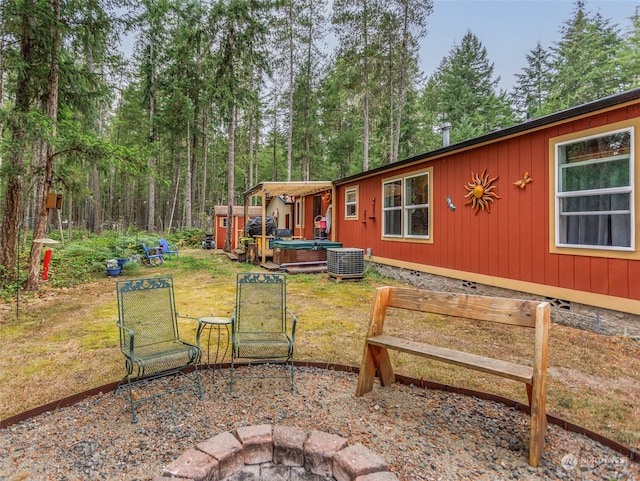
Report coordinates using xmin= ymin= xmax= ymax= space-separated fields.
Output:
xmin=168 ymin=161 xmax=181 ymax=233
xmin=0 ymin=158 xmax=23 ymax=280
xmin=92 ymin=162 xmax=102 ymax=234
xmin=184 ymin=120 xmax=193 ymax=229
xmin=286 ymin=1 xmax=294 ymax=182
xmin=224 ymin=105 xmax=236 ymax=253
xmin=393 ymin=2 xmax=410 ymax=164
xmin=248 ymin=98 xmax=255 ymax=191
xmin=271 ymin=96 xmax=278 ymax=181
xmin=0 ymin=34 xmax=5 ymax=170
xmin=191 ymin=108 xmax=200 ymax=225
xmin=200 ymin=112 xmax=208 ymax=227
xmin=87 ymin=46 xmax=102 ymax=234
xmin=147 ymin=36 xmax=156 ymax=232
xmin=302 ymin=19 xmax=313 ymax=182
xmin=388 ymin=41 xmax=395 ymax=164
xmin=66 ymin=191 xmax=73 ymax=242
xmin=362 ymin=0 xmax=370 ymax=172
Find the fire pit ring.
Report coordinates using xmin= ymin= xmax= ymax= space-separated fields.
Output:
xmin=159 ymin=424 xmax=398 ymax=480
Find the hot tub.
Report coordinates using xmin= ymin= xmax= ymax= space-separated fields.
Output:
xmin=272 ymin=240 xmax=343 ymax=265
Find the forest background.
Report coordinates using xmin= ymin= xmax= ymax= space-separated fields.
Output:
xmin=0 ymin=0 xmax=639 ymax=291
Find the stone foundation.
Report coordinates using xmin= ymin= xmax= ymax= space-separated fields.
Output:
xmin=373 ymin=264 xmax=640 ymax=338
xmin=156 ymin=425 xmax=397 ymax=481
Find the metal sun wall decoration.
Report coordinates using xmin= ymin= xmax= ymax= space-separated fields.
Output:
xmin=464 ymin=168 xmax=500 ymax=214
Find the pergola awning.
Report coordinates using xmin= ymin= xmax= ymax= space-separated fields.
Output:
xmin=243 ymin=181 xmax=333 ymax=199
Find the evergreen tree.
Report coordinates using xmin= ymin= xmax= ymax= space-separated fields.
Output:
xmin=273 ymin=0 xmax=302 ymax=182
xmin=386 ymin=0 xmax=431 ymax=164
xmin=423 ymin=30 xmax=514 ymax=144
xmin=511 ymin=41 xmax=554 ymax=120
xmin=332 ymin=0 xmax=383 ymax=171
xmin=618 ymin=6 xmax=640 ymax=90
xmin=131 ymin=0 xmax=172 ymax=233
xmin=210 ymin=0 xmax=270 ymax=251
xmin=547 ymin=0 xmax=623 ymax=111
xmin=291 ymin=58 xmax=323 ymax=180
xmin=272 ymin=0 xmax=326 ymax=182
xmin=318 ymin=56 xmax=362 ymax=179
xmin=159 ymin=0 xmax=212 ymax=230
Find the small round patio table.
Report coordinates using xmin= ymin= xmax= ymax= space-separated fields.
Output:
xmin=199 ymin=316 xmax=232 ymax=383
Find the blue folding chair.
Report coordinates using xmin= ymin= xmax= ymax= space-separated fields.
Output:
xmin=159 ymin=238 xmax=179 ymax=258
xmin=142 ymin=243 xmax=164 ymax=266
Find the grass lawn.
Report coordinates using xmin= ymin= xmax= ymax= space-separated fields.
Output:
xmin=0 ymin=248 xmax=638 ymax=451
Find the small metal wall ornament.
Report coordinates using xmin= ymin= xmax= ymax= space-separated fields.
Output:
xmin=514 ymin=172 xmax=533 ymax=189
xmin=446 ymin=196 xmax=456 ymax=211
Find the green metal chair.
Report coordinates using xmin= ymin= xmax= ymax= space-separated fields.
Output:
xmin=115 ymin=276 xmax=203 ymax=423
xmin=230 ymin=272 xmax=297 ymax=393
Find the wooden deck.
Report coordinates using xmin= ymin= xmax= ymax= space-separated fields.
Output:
xmin=260 ymin=261 xmax=281 ymax=271
xmin=225 ymin=251 xmax=239 ymax=261
xmin=224 ymin=249 xmax=247 ymax=262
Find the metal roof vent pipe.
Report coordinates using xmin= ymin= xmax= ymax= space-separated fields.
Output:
xmin=441 ymin=122 xmax=452 ymax=147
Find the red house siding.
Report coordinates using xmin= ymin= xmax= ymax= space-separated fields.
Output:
xmin=333 ymin=100 xmax=640 ymax=314
xmin=214 ymin=215 xmax=247 ymax=250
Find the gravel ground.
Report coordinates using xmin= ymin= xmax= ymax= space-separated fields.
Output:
xmin=0 ymin=365 xmax=637 ymax=481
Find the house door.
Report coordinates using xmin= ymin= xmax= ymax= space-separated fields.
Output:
xmin=313 ymin=195 xmax=322 ymax=218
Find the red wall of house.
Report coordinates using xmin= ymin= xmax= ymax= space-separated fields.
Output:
xmin=334 ymin=103 xmax=640 ymax=302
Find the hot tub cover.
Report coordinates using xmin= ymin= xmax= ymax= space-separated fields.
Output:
xmin=272 ymin=240 xmax=343 ymax=250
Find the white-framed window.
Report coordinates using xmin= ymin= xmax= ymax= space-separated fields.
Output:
xmin=220 ymin=217 xmax=228 ymax=228
xmin=383 ymin=179 xmax=402 ymax=237
xmin=404 ymin=172 xmax=430 ymax=238
xmin=383 ymin=167 xmax=432 ymax=240
xmin=555 ymin=127 xmax=633 ymax=250
xmin=345 ymin=187 xmax=358 ymax=219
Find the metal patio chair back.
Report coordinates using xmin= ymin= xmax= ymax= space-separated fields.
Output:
xmin=230 ymin=272 xmax=297 ymax=393
xmin=116 ymin=276 xmax=203 ymax=422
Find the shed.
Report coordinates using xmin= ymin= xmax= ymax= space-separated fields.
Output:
xmin=213 ymin=205 xmax=262 ymax=250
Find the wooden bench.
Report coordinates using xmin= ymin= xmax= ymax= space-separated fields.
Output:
xmin=355 ymin=286 xmax=550 ymax=467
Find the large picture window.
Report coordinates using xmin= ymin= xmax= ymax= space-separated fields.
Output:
xmin=555 ymin=128 xmax=633 ymax=250
xmin=383 ymin=168 xmax=432 ymax=240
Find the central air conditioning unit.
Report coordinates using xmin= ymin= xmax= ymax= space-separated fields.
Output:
xmin=327 ymin=248 xmax=365 ymax=280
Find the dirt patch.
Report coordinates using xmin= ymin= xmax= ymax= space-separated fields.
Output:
xmin=548 ymin=366 xmax=639 ymax=395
